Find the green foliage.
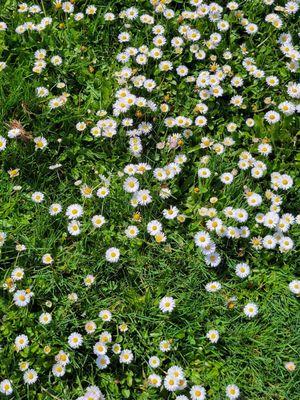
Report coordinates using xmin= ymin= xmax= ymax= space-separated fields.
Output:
xmin=0 ymin=1 xmax=299 ymax=400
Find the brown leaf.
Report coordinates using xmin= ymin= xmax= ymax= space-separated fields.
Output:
xmin=8 ymin=119 xmax=33 ymax=142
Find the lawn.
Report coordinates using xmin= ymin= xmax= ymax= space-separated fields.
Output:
xmin=0 ymin=1 xmax=299 ymax=399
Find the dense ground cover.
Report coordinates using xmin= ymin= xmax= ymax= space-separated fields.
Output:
xmin=0 ymin=0 xmax=299 ymax=399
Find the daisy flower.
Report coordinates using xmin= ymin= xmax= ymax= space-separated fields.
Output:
xmin=264 ymin=110 xmax=280 ymax=124
xmin=112 ymin=343 xmax=122 ymax=354
xmin=68 ymin=220 xmax=81 ymax=236
xmin=220 ymin=172 xmax=234 ymax=185
xmin=31 ymin=191 xmax=44 ymax=203
xmin=147 ymin=220 xmax=162 ymax=236
xmin=105 ymin=247 xmax=120 ymax=263
xmin=148 ymin=374 xmax=162 ymax=388
xmin=148 ymin=356 xmax=160 ymax=369
xmin=164 ymin=375 xmax=179 ymax=392
xmin=52 ymin=363 xmax=65 ymax=377
xmin=0 ymin=380 xmax=13 ymax=395
xmin=123 ymin=177 xmax=139 ymax=193
xmin=190 ymin=385 xmax=206 ymax=400
xmin=66 ymin=204 xmax=83 ymax=219
xmin=163 ymin=206 xmax=179 ymax=220
xmin=288 ymin=280 xmax=300 ymax=295
xmin=206 ymin=329 xmax=219 ymax=343
xmin=284 ymin=361 xmax=296 ymax=372
xmin=39 ymin=312 xmax=52 ymax=325
xmin=49 ymin=203 xmax=62 ymax=215
xmin=23 ymin=369 xmax=38 ymax=385
xmin=159 ymin=296 xmax=176 ymax=313
xmin=55 ymin=351 xmax=70 ymax=366
xmin=205 ymin=281 xmax=222 ymax=293
xmin=91 ymin=215 xmax=106 ymax=228
xmin=11 ymin=267 xmax=24 ymax=281
xmin=93 ymin=342 xmax=107 ymax=356
xmin=125 ymin=225 xmax=139 ymax=238
xmin=99 ymin=309 xmax=112 ymax=322
xmin=119 ymin=349 xmax=134 ymax=364
xmin=42 ymin=253 xmax=53 ymax=265
xmin=243 ymin=303 xmax=259 ymax=318
xmin=159 ymin=340 xmax=172 ymax=352
xmin=96 ymin=186 xmax=110 ymax=198
xmin=235 ymin=263 xmax=251 ymax=278
xmin=13 ymin=290 xmax=32 ymax=307
xmin=15 ymin=334 xmax=29 ymax=351
xmin=68 ymin=332 xmax=83 ymax=349
xmin=0 ymin=136 xmax=7 ymax=151
xmin=85 ymin=321 xmax=97 ymax=334
xmin=226 ymin=384 xmax=240 ymax=399
xmin=96 ymin=355 xmax=110 ymax=369
xmin=194 ymin=231 xmax=211 ymax=248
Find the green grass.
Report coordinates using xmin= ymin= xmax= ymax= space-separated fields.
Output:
xmin=0 ymin=1 xmax=299 ymax=399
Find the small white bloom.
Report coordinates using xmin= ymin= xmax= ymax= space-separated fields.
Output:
xmin=23 ymin=369 xmax=38 ymax=385
xmin=0 ymin=379 xmax=13 ymax=395
xmin=289 ymin=280 xmax=300 ymax=295
xmin=99 ymin=309 xmax=112 ymax=322
xmin=226 ymin=384 xmax=240 ymax=399
xmin=206 ymin=329 xmax=219 ymax=343
xmin=49 ymin=203 xmax=62 ymax=215
xmin=96 ymin=355 xmax=110 ymax=369
xmin=159 ymin=296 xmax=175 ymax=313
xmin=68 ymin=332 xmax=83 ymax=349
xmin=31 ymin=191 xmax=44 ymax=203
xmin=243 ymin=303 xmax=258 ymax=318
xmin=66 ymin=204 xmax=83 ymax=219
xmin=148 ymin=356 xmax=160 ymax=369
xmin=119 ymin=349 xmax=134 ymax=364
xmin=190 ymin=385 xmax=206 ymax=400
xmin=105 ymin=247 xmax=120 ymax=263
xmin=235 ymin=263 xmax=251 ymax=278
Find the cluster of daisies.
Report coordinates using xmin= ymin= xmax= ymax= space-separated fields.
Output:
xmin=12 ymin=1 xmax=97 ymax=34
xmin=194 ymin=142 xmax=297 ymax=266
xmin=0 ymin=0 xmax=299 ymax=398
